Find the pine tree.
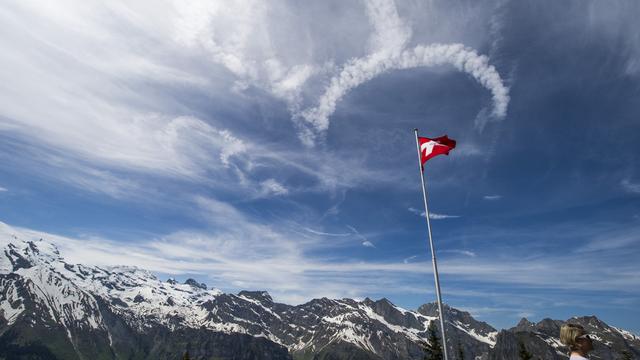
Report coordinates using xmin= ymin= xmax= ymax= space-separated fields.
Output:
xmin=518 ymin=341 xmax=533 ymax=360
xmin=457 ymin=341 xmax=465 ymax=360
xmin=423 ymin=321 xmax=444 ymax=360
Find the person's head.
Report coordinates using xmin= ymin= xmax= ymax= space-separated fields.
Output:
xmin=560 ymin=323 xmax=593 ymax=355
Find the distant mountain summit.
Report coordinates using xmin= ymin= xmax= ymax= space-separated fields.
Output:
xmin=1 ymin=222 xmax=638 ymax=359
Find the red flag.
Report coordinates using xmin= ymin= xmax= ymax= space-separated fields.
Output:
xmin=419 ymin=135 xmax=456 ymax=166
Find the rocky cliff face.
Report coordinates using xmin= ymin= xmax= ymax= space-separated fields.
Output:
xmin=489 ymin=316 xmax=640 ymax=360
xmin=418 ymin=302 xmax=497 ymax=357
xmin=1 ymin=222 xmax=638 ymax=359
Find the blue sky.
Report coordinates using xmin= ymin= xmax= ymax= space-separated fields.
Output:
xmin=1 ymin=0 xmax=639 ymax=333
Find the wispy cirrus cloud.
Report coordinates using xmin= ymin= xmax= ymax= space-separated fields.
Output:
xmin=173 ymin=0 xmax=318 ymax=111
xmin=346 ymin=225 xmax=376 ymax=249
xmin=441 ymin=249 xmax=477 ymax=257
xmin=3 ymin=218 xmax=639 ymax=307
xmin=0 ymin=0 xmax=412 ymax=206
xmin=0 ymin=0 xmax=508 ymax=206
xmin=362 ymin=241 xmax=376 ymax=248
xmin=0 ymin=1 xmax=251 ymax=186
xmin=302 ymin=228 xmax=351 ymax=237
xmin=408 ymin=207 xmax=460 ymax=220
xmin=577 ymin=230 xmax=640 ymax=254
xmin=258 ymin=179 xmax=289 ymax=197
xmin=483 ymin=194 xmax=502 ymax=200
xmin=621 ymin=179 xmax=640 ymax=194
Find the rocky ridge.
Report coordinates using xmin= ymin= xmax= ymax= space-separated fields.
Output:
xmin=1 ymin=222 xmax=638 ymax=359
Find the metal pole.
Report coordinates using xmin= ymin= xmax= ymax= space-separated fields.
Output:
xmin=414 ymin=128 xmax=449 ymax=360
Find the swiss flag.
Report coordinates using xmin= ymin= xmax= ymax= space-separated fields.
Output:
xmin=419 ymin=135 xmax=456 ymax=167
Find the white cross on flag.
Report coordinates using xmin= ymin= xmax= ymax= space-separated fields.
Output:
xmin=418 ymin=135 xmax=456 ymax=168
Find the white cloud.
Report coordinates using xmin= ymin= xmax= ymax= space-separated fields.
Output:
xmin=346 ymin=224 xmax=374 ymax=247
xmin=0 ymin=0 xmax=508 ymax=202
xmin=250 ymin=147 xmax=407 ymax=194
xmin=3 ymin=219 xmax=640 ymax=306
xmin=429 ymin=213 xmax=461 ymax=220
xmin=408 ymin=207 xmax=460 ymax=220
xmin=300 ymin=43 xmax=509 ymax=144
xmin=621 ymin=179 xmax=640 ymax=194
xmin=483 ymin=194 xmax=502 ymax=200
xmin=0 ymin=0 xmax=408 ymax=201
xmin=296 ymin=0 xmax=509 ymax=145
xmin=408 ymin=207 xmax=423 ymax=216
xmin=0 ymin=1 xmax=249 ymax=181
xmin=169 ymin=0 xmax=511 ymax=146
xmin=577 ymin=231 xmax=640 ymax=253
xmin=362 ymin=241 xmax=375 ymax=248
xmin=403 ymin=255 xmax=418 ymax=264
xmin=440 ymin=249 xmax=477 ymax=257
xmin=303 ymin=228 xmax=351 ymax=237
xmin=454 ymin=143 xmax=483 ymax=157
xmin=364 ymin=0 xmax=412 ymax=55
xmin=0 ymin=114 xmax=254 ymax=201
xmin=259 ymin=179 xmax=289 ymax=197
xmin=0 ymin=186 xmax=6 ymax=192
xmin=173 ymin=1 xmax=255 ymax=77
xmin=172 ymin=0 xmax=316 ymax=113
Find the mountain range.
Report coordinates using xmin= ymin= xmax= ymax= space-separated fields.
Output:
xmin=1 ymin=222 xmax=638 ymax=359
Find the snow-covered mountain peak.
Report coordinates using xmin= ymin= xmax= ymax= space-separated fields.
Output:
xmin=0 ymin=223 xmax=502 ymax=358
xmin=3 ymin=223 xmax=636 ymax=359
xmin=237 ymin=290 xmax=274 ymax=305
xmin=0 ymin=223 xmax=225 ymax=333
xmin=0 ymin=222 xmax=64 ymax=274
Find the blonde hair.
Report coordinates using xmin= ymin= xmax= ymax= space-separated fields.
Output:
xmin=560 ymin=323 xmax=585 ymax=351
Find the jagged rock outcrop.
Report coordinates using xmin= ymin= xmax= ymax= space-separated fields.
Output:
xmin=489 ymin=316 xmax=640 ymax=359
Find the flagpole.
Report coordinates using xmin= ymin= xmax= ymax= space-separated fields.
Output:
xmin=414 ymin=128 xmax=449 ymax=360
